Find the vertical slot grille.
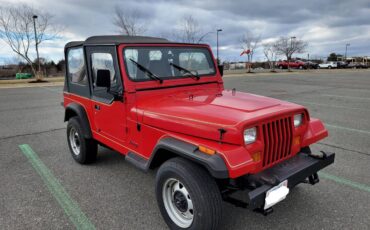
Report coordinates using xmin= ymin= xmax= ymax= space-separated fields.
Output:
xmin=262 ymin=117 xmax=293 ymax=168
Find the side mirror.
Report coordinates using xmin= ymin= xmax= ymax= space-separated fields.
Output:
xmin=96 ymin=69 xmax=111 ymax=90
xmin=218 ymin=65 xmax=224 ymax=76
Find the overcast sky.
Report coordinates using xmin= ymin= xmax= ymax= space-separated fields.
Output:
xmin=1 ymin=0 xmax=370 ymax=64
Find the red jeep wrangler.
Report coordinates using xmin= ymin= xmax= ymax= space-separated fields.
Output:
xmin=63 ymin=35 xmax=334 ymax=230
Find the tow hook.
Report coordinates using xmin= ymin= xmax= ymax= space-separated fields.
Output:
xmin=255 ymin=207 xmax=273 ymax=216
xmin=309 ymin=151 xmax=328 ymax=159
xmin=308 ymin=173 xmax=320 ymax=185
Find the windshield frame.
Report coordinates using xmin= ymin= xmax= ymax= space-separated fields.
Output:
xmin=122 ymin=45 xmax=217 ymax=82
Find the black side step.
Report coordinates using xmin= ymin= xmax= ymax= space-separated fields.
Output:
xmin=125 ymin=152 xmax=150 ymax=172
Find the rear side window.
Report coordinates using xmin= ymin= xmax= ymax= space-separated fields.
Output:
xmin=91 ymin=53 xmax=117 ymax=87
xmin=67 ymin=48 xmax=87 ymax=85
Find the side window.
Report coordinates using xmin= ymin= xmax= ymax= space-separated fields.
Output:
xmin=91 ymin=53 xmax=116 ymax=87
xmin=68 ymin=48 xmax=87 ymax=85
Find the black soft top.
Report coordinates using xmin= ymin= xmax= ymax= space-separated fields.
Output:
xmin=64 ymin=35 xmax=188 ymax=49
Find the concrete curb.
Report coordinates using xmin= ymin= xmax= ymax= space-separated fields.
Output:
xmin=223 ymin=68 xmax=370 ymax=77
xmin=0 ymin=81 xmax=64 ymax=89
xmin=0 ymin=77 xmax=64 ymax=84
xmin=0 ymin=69 xmax=368 ymax=87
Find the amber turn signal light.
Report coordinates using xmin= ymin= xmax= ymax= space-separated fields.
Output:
xmin=252 ymin=152 xmax=261 ymax=162
xmin=198 ymin=146 xmax=216 ymax=155
xmin=293 ymin=136 xmax=301 ymax=145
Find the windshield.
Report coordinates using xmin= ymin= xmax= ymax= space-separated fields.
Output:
xmin=124 ymin=47 xmax=216 ymax=81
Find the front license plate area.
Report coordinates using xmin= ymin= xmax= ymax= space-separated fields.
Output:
xmin=264 ymin=180 xmax=289 ymax=210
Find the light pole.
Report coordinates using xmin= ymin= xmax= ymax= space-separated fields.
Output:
xmin=288 ymin=36 xmax=296 ymax=71
xmin=216 ymin=29 xmax=222 ymax=64
xmin=307 ymin=53 xmax=310 ymax=70
xmin=32 ymin=15 xmax=41 ymax=74
xmin=345 ymin=43 xmax=350 ymax=60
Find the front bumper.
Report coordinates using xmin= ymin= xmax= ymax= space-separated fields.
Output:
xmin=243 ymin=151 xmax=335 ymax=210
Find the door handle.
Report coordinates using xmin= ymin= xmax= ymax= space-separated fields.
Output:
xmin=94 ymin=104 xmax=100 ymax=110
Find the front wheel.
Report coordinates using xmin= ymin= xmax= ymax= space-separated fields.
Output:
xmin=156 ymin=157 xmax=222 ymax=230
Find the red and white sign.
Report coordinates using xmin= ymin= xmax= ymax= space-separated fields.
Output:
xmin=240 ymin=49 xmax=251 ymax=56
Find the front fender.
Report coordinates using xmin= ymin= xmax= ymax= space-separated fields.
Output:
xmin=302 ymin=118 xmax=328 ymax=147
xmin=150 ymin=137 xmax=229 ymax=179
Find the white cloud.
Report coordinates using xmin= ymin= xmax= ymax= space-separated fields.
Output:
xmin=0 ymin=0 xmax=370 ymax=64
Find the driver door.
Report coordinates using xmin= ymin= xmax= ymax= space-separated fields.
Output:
xmin=86 ymin=46 xmax=126 ymax=144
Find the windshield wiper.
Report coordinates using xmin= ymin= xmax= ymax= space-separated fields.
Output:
xmin=130 ymin=59 xmax=163 ymax=84
xmin=170 ymin=63 xmax=200 ymax=81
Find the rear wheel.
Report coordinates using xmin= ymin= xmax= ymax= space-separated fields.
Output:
xmin=67 ymin=117 xmax=97 ymax=164
xmin=156 ymin=157 xmax=222 ymax=230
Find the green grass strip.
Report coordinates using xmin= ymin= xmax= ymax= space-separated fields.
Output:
xmin=319 ymin=172 xmax=370 ymax=193
xmin=19 ymin=144 xmax=96 ymax=230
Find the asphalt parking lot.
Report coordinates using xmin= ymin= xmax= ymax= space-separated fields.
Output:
xmin=1 ymin=69 xmax=369 ymax=229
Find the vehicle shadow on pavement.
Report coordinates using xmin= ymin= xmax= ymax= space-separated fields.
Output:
xmin=94 ymin=147 xmax=126 ymax=165
xmin=220 ymin=187 xmax=313 ymax=228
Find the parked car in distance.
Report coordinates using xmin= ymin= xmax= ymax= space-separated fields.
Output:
xmin=304 ymin=61 xmax=319 ymax=69
xmin=318 ymin=61 xmax=337 ymax=69
xmin=277 ymin=60 xmax=305 ymax=69
xmin=347 ymin=62 xmax=368 ymax=69
xmin=359 ymin=63 xmax=369 ymax=69
xmin=336 ymin=61 xmax=348 ymax=69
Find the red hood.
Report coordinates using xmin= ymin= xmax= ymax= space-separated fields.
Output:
xmin=137 ymin=88 xmax=305 ymax=144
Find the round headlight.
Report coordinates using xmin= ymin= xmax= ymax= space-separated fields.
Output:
xmin=244 ymin=127 xmax=257 ymax=144
xmin=294 ymin=114 xmax=303 ymax=127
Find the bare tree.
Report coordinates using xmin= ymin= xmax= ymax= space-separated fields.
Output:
xmin=274 ymin=36 xmax=308 ymax=70
xmin=175 ymin=15 xmax=211 ymax=43
xmin=113 ymin=7 xmax=146 ymax=36
xmin=0 ymin=5 xmax=59 ymax=80
xmin=263 ymin=42 xmax=278 ymax=72
xmin=240 ymin=31 xmax=261 ymax=73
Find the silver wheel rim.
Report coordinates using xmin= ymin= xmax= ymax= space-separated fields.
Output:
xmin=163 ymin=178 xmax=194 ymax=228
xmin=69 ymin=127 xmax=81 ymax=156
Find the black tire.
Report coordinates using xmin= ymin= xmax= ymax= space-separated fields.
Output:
xmin=279 ymin=65 xmax=283 ymax=69
xmin=156 ymin=157 xmax=222 ymax=230
xmin=67 ymin=117 xmax=97 ymax=164
xmin=328 ymin=66 xmax=332 ymax=69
